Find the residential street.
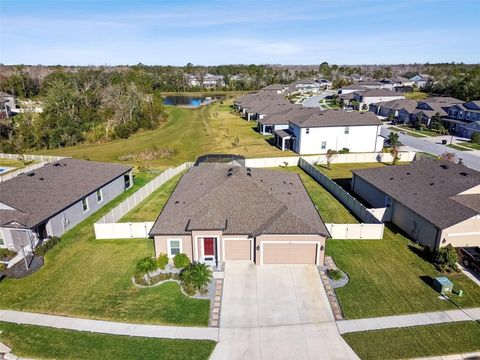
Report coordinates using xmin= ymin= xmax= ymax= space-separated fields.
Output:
xmin=380 ymin=126 xmax=480 ymax=171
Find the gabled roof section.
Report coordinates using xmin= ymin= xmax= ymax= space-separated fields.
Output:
xmin=149 ymin=165 xmax=329 ymax=237
xmin=290 ymin=109 xmax=383 ymax=128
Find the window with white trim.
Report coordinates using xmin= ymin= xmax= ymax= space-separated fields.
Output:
xmin=168 ymin=239 xmax=181 ymax=257
xmin=0 ymin=230 xmax=5 ymax=247
xmin=81 ymin=198 xmax=89 ymax=212
xmin=321 ymin=141 xmax=327 ymax=150
xmin=96 ymin=189 xmax=103 ymax=203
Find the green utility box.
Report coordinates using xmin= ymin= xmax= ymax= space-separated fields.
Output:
xmin=433 ymin=277 xmax=453 ymax=294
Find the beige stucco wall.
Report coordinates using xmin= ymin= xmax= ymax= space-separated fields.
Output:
xmin=153 ymin=235 xmax=193 ymax=260
xmin=440 ymin=215 xmax=480 ymax=248
xmin=191 ymin=230 xmax=223 ymax=262
xmin=255 ymin=234 xmax=326 ymax=265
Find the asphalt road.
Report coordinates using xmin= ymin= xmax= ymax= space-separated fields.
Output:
xmin=381 ymin=126 xmax=480 ymax=171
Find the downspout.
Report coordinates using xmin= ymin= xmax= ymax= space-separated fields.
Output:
xmin=433 ymin=227 xmax=441 ymax=251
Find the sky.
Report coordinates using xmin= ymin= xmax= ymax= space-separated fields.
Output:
xmin=1 ymin=0 xmax=479 ymax=66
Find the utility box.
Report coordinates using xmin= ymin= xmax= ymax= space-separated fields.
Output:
xmin=433 ymin=277 xmax=453 ymax=294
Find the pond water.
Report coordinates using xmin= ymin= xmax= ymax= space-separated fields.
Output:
xmin=163 ymin=95 xmax=221 ymax=107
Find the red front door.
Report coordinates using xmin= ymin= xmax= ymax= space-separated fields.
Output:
xmin=203 ymin=238 xmax=215 ymax=256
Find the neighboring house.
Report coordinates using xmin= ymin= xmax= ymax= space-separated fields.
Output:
xmin=379 ymin=77 xmax=414 ymax=92
xmin=0 ymin=92 xmax=15 ymax=119
xmin=445 ymin=101 xmax=480 ymax=136
xmin=0 ymin=159 xmax=133 ymax=253
xmin=409 ymin=74 xmax=432 ymax=88
xmin=274 ymin=109 xmax=384 ymax=154
xmin=369 ymin=99 xmax=418 ymax=119
xmin=458 ymin=121 xmax=480 ymax=139
xmin=352 ymin=89 xmax=405 ymax=110
xmin=315 ymin=79 xmax=333 ymax=89
xmin=187 ymin=74 xmax=225 ymax=88
xmin=259 ymin=106 xmax=316 ymax=135
xmin=399 ymin=97 xmax=463 ymax=127
xmin=287 ymin=80 xmax=320 ymax=94
xmin=338 ymin=84 xmax=368 ymax=95
xmin=261 ymin=84 xmax=286 ymax=94
xmin=354 ymin=80 xmax=385 ymax=89
xmin=149 ymin=165 xmax=329 ymax=266
xmin=352 ymin=161 xmax=480 ymax=250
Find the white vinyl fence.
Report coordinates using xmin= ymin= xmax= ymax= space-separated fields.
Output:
xmin=0 ymin=153 xmax=67 ymax=183
xmin=94 ymin=162 xmax=193 ymax=239
xmin=325 ymin=223 xmax=385 ymax=240
xmin=298 ymin=158 xmax=385 ymax=239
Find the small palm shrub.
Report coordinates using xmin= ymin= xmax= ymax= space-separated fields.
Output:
xmin=327 ymin=269 xmax=343 ymax=281
xmin=180 ymin=262 xmax=212 ymax=296
xmin=156 ymin=253 xmax=169 ymax=270
xmin=136 ymin=257 xmax=156 ymax=274
xmin=173 ymin=253 xmax=190 ymax=269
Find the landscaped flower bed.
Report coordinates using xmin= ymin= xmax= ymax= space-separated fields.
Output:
xmin=132 ymin=253 xmax=213 ymax=299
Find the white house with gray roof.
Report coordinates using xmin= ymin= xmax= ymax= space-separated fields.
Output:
xmin=0 ymin=159 xmax=132 ymax=254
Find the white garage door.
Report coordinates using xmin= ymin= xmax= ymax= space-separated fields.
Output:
xmin=224 ymin=240 xmax=251 ymax=261
xmin=262 ymin=243 xmax=317 ymax=265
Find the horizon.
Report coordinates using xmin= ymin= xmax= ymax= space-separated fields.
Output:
xmin=1 ymin=0 xmax=480 ymax=66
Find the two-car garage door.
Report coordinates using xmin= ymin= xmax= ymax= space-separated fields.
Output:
xmin=262 ymin=243 xmax=318 ymax=265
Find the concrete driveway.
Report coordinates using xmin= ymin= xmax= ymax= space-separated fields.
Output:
xmin=210 ymin=262 xmax=358 ymax=360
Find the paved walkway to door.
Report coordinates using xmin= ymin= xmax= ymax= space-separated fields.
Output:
xmin=0 ymin=310 xmax=218 ymax=341
xmin=337 ymin=307 xmax=480 ymax=334
xmin=210 ymin=262 xmax=358 ymax=360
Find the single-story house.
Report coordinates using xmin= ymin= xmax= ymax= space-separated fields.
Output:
xmin=261 ymin=84 xmax=286 ymax=94
xmin=287 ymin=80 xmax=320 ymax=94
xmin=352 ymin=161 xmax=480 ymax=250
xmin=338 ymin=84 xmax=368 ymax=95
xmin=274 ymin=109 xmax=384 ymax=154
xmin=0 ymin=159 xmax=133 ymax=253
xmin=352 ymin=89 xmax=405 ymax=111
xmin=149 ymin=165 xmax=329 ymax=267
xmin=316 ymin=79 xmax=332 ymax=89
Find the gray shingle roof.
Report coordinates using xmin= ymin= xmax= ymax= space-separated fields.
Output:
xmin=0 ymin=159 xmax=132 ymax=228
xmin=377 ymin=99 xmax=418 ymax=113
xmin=290 ymin=109 xmax=383 ymax=128
xmin=259 ymin=106 xmax=317 ymax=126
xmin=352 ymin=161 xmax=480 ymax=229
xmin=359 ymin=89 xmax=405 ymax=98
xmin=149 ymin=165 xmax=329 ymax=237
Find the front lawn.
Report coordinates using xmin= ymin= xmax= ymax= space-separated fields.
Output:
xmin=447 ymin=143 xmax=473 ymax=151
xmin=404 ymin=91 xmax=428 ymax=100
xmin=343 ymin=321 xmax=480 ymax=360
xmin=327 ymin=225 xmax=480 ymax=319
xmin=0 ymin=172 xmax=210 ymax=326
xmin=398 ymin=125 xmax=443 ymax=137
xmin=389 ymin=126 xmax=427 ymax=137
xmin=0 ymin=322 xmax=216 ymax=360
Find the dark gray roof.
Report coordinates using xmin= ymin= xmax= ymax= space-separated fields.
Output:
xmin=273 ymin=129 xmax=295 ymax=138
xmin=290 ymin=109 xmax=383 ymax=128
xmin=0 ymin=159 xmax=132 ymax=228
xmin=359 ymin=89 xmax=405 ymax=98
xmin=377 ymin=99 xmax=418 ymax=113
xmin=149 ymin=165 xmax=328 ymax=237
xmin=262 ymin=84 xmax=284 ymax=90
xmin=352 ymin=161 xmax=480 ymax=229
xmin=259 ymin=106 xmax=317 ymax=126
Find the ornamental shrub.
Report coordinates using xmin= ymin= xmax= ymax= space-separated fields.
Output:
xmin=434 ymin=244 xmax=459 ymax=272
xmin=173 ymin=253 xmax=190 ymax=269
xmin=35 ymin=236 xmax=61 ymax=256
xmin=180 ymin=262 xmax=212 ymax=296
xmin=136 ymin=257 xmax=156 ymax=274
xmin=156 ymin=253 xmax=169 ymax=270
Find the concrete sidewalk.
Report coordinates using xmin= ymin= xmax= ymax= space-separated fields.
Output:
xmin=0 ymin=310 xmax=219 ymax=341
xmin=337 ymin=307 xmax=480 ymax=334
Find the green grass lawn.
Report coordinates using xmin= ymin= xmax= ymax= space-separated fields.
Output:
xmin=343 ymin=321 xmax=480 ymax=360
xmin=0 ymin=172 xmax=210 ymax=326
xmin=404 ymin=91 xmax=428 ymax=100
xmin=458 ymin=141 xmax=480 ymax=150
xmin=277 ymin=167 xmax=359 ymax=223
xmin=34 ymin=100 xmax=285 ymax=169
xmin=389 ymin=126 xmax=426 ymax=138
xmin=398 ymin=125 xmax=442 ymax=137
xmin=0 ymin=158 xmax=28 ymax=168
xmin=327 ymin=226 xmax=480 ymax=319
xmin=121 ymin=173 xmax=183 ymax=222
xmin=0 ymin=322 xmax=216 ymax=360
xmin=447 ymin=143 xmax=473 ymax=151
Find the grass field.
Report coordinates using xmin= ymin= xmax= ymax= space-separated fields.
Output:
xmin=447 ymin=143 xmax=473 ymax=151
xmin=327 ymin=226 xmax=480 ymax=319
xmin=343 ymin=321 xmax=480 ymax=360
xmin=0 ymin=159 xmax=27 ymax=168
xmin=35 ymin=101 xmax=285 ymax=169
xmin=0 ymin=322 xmax=216 ymax=360
xmin=389 ymin=126 xmax=426 ymax=137
xmin=121 ymin=173 xmax=183 ymax=222
xmin=404 ymin=91 xmax=428 ymax=100
xmin=0 ymin=172 xmax=210 ymax=326
xmin=458 ymin=141 xmax=480 ymax=150
xmin=398 ymin=125 xmax=442 ymax=137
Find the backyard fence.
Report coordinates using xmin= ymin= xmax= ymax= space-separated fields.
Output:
xmin=325 ymin=223 xmax=384 ymax=240
xmin=298 ymin=158 xmax=385 ymax=240
xmin=0 ymin=153 xmax=67 ymax=183
xmin=94 ymin=162 xmax=193 ymax=239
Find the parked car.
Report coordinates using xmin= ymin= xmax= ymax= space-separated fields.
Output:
xmin=457 ymin=247 xmax=480 ymax=274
